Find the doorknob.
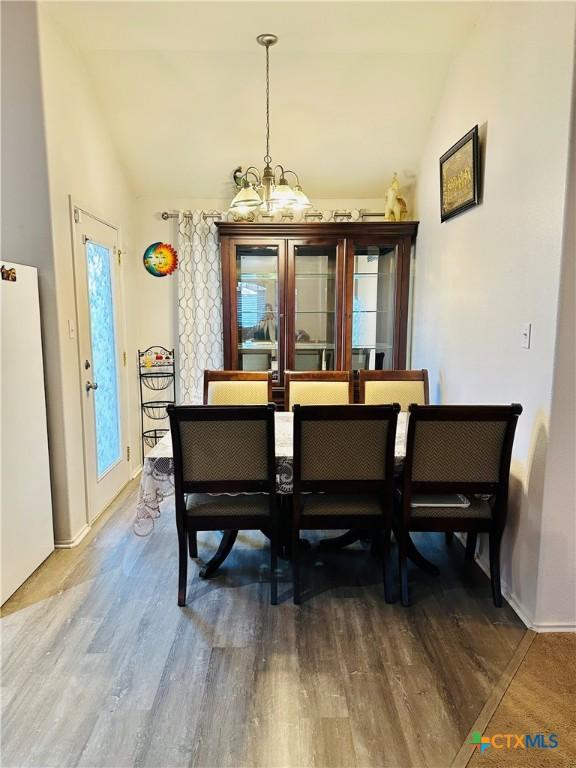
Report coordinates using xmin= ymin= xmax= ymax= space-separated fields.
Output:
xmin=86 ymin=381 xmax=99 ymax=393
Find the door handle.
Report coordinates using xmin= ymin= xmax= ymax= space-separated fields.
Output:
xmin=86 ymin=381 xmax=99 ymax=393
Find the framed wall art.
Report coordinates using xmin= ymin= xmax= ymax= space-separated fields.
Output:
xmin=440 ymin=125 xmax=480 ymax=222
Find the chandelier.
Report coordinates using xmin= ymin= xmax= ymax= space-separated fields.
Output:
xmin=229 ymin=34 xmax=312 ymax=214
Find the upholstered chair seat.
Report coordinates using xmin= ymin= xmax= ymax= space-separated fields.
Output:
xmin=203 ymin=370 xmax=272 ymax=405
xmin=284 ymin=371 xmax=352 ymax=410
xmin=302 ymin=493 xmax=383 ymax=516
xmin=207 ymin=380 xmax=269 ymax=405
xmin=186 ymin=493 xmax=270 ymax=517
xmin=364 ymin=380 xmax=426 ymax=410
xmin=360 ymin=370 xmax=429 ymax=411
xmin=288 ymin=381 xmax=350 ymax=409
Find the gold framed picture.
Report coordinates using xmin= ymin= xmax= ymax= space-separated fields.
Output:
xmin=440 ymin=126 xmax=479 ymax=222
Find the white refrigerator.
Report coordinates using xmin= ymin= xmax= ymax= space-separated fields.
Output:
xmin=1 ymin=261 xmax=54 ymax=605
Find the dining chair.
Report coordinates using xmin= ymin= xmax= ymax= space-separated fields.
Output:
xmin=359 ymin=369 xmax=430 ymax=410
xmin=167 ymin=404 xmax=278 ymax=606
xmin=292 ymin=403 xmax=400 ymax=604
xmin=203 ymin=370 xmax=273 ymax=405
xmin=397 ymin=403 xmax=522 ymax=607
xmin=284 ymin=371 xmax=352 ymax=411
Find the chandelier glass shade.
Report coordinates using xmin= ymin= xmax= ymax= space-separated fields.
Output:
xmin=229 ymin=34 xmax=312 ymax=215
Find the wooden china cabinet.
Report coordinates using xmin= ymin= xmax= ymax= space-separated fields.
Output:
xmin=217 ymin=221 xmax=418 ymax=405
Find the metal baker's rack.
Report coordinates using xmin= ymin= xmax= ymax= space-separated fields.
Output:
xmin=138 ymin=346 xmax=175 ymax=461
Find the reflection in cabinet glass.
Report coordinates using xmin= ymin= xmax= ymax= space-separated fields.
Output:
xmin=352 ymin=245 xmax=396 ymax=370
xmin=235 ymin=245 xmax=279 ymax=374
xmin=294 ymin=245 xmax=337 ymax=371
xmin=218 ymin=222 xmax=418 ymax=404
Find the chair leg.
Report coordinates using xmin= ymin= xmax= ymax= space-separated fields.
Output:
xmin=292 ymin=528 xmax=301 ymax=605
xmin=465 ymin=531 xmax=477 ymax=561
xmin=188 ymin=530 xmax=198 ymax=559
xmin=178 ymin=528 xmax=188 ymax=607
xmin=270 ymin=513 xmax=278 ymax=606
xmin=444 ymin=531 xmax=454 ymax=546
xmin=383 ymin=526 xmax=394 ymax=604
xmin=398 ymin=529 xmax=410 ymax=607
xmin=489 ymin=530 xmax=503 ymax=607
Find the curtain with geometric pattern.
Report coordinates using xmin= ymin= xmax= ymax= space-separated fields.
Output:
xmin=177 ymin=211 xmax=224 ymax=403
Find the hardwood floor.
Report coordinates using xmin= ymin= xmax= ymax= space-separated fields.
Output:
xmin=1 ymin=479 xmax=528 ymax=768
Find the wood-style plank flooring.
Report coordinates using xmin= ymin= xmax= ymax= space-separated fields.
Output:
xmin=1 ymin=479 xmax=527 ymax=768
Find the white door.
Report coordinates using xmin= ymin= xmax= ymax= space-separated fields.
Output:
xmin=73 ymin=210 xmax=130 ymax=522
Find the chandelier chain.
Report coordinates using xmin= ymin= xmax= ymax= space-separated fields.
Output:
xmin=229 ymin=33 xmax=311 ymax=213
xmin=264 ymin=42 xmax=271 ymax=165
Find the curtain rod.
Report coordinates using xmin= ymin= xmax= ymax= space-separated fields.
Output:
xmin=160 ymin=210 xmax=389 ymax=221
xmin=161 ymin=211 xmax=221 ymax=221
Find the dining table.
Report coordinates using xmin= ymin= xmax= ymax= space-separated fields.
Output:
xmin=134 ymin=410 xmax=439 ymax=578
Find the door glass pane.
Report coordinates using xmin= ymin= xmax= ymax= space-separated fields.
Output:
xmin=236 ymin=246 xmax=279 ymax=375
xmin=294 ymin=245 xmax=337 ymax=370
xmin=86 ymin=241 xmax=121 ymax=476
xmin=352 ymin=245 xmax=396 ymax=370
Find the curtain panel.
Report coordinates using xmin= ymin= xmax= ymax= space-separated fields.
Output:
xmin=177 ymin=211 xmax=224 ymax=403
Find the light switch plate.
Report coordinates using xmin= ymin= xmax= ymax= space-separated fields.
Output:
xmin=521 ymin=322 xmax=531 ymax=349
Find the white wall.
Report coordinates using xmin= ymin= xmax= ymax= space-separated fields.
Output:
xmin=1 ymin=1 xmax=62 ymax=543
xmin=1 ymin=0 xmax=57 ymax=544
xmin=536 ymin=48 xmax=576 ymax=630
xmin=36 ymin=7 xmax=140 ymax=543
xmin=412 ymin=4 xmax=575 ymax=628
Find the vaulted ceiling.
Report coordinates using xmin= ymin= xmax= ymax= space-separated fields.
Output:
xmin=43 ymin=1 xmax=487 ymax=199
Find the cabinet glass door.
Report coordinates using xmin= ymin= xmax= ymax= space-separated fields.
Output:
xmin=290 ymin=243 xmax=339 ymax=371
xmin=351 ymin=244 xmax=397 ymax=370
xmin=235 ymin=245 xmax=281 ymax=376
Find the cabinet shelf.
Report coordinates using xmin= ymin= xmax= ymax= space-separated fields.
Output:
xmin=295 ymin=310 xmax=336 ymax=315
xmin=296 ymin=273 xmax=336 ymax=279
xmin=218 ymin=221 xmax=418 ymax=404
xmin=237 ymin=273 xmax=278 ymax=280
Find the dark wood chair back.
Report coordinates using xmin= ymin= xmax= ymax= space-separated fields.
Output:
xmin=284 ymin=370 xmax=353 ymax=411
xmin=291 ymin=403 xmax=400 ymax=604
xmin=401 ymin=404 xmax=523 ymax=521
xmin=167 ymin=404 xmax=278 ymax=606
xmin=397 ymin=403 xmax=522 ymax=608
xmin=167 ymin=404 xmax=276 ymax=498
xmin=359 ymin=369 xmax=429 ymax=409
xmin=293 ymin=404 xmax=400 ymax=495
xmin=203 ymin=370 xmax=273 ymax=405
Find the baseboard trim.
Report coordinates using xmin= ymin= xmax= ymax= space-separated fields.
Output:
xmin=472 ymin=551 xmax=534 ymax=628
xmin=528 ymin=621 xmax=576 ymax=633
xmin=471 ymin=552 xmax=576 ymax=632
xmin=131 ymin=465 xmax=142 ymax=480
xmin=54 ymin=524 xmax=91 ymax=549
